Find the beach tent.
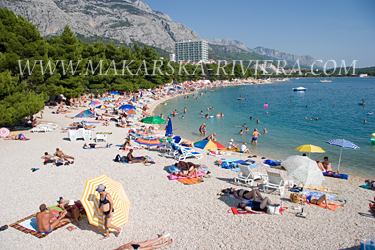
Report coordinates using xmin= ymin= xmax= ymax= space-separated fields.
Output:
xmin=295 ymin=144 xmax=325 ymax=157
xmin=74 ymin=109 xmax=95 ymax=118
xmin=165 ymin=117 xmax=173 ymax=137
xmin=118 ymin=104 xmax=136 ymax=111
xmin=194 ymin=139 xmax=226 ymax=151
xmin=282 ymin=155 xmax=324 ymax=186
xmin=326 ymin=139 xmax=359 ymax=172
xmin=81 ymin=175 xmax=130 ymax=228
xmin=141 ymin=116 xmax=166 ymax=124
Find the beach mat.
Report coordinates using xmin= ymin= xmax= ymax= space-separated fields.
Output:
xmin=309 ymin=202 xmax=341 ymax=211
xmin=177 ymin=178 xmax=203 ymax=185
xmin=10 ymin=210 xmax=69 ymax=238
xmin=360 ymin=183 xmax=374 ymax=190
xmin=229 ymin=207 xmax=265 ymax=215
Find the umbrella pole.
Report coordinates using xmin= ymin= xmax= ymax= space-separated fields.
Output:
xmin=337 ymin=148 xmax=343 ymax=173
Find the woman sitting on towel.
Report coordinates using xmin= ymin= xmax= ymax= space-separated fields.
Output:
xmin=174 ymin=161 xmax=200 ymax=177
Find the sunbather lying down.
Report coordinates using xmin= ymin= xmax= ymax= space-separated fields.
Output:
xmin=5 ymin=133 xmax=29 ymax=141
xmin=220 ymin=188 xmax=274 ymax=212
xmin=127 ymin=149 xmax=154 ymax=164
xmin=114 ymin=233 xmax=172 ymax=250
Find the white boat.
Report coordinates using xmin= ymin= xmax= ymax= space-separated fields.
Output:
xmin=293 ymin=87 xmax=307 ymax=92
xmin=320 ymin=79 xmax=332 ymax=83
xmin=359 ymin=74 xmax=368 ymax=78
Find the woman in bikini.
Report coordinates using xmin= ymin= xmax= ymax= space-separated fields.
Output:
xmin=96 ymin=184 xmax=121 ymax=238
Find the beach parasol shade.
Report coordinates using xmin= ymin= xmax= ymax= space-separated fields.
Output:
xmin=282 ymin=155 xmax=324 ymax=186
xmin=118 ymin=104 xmax=136 ymax=111
xmin=194 ymin=139 xmax=226 ymax=151
xmin=295 ymin=144 xmax=325 ymax=156
xmin=0 ymin=127 xmax=10 ymax=138
xmin=89 ymin=100 xmax=101 ymax=106
xmin=165 ymin=117 xmax=173 ymax=137
xmin=326 ymin=139 xmax=359 ymax=172
xmin=141 ymin=116 xmax=166 ymax=124
xmin=74 ymin=109 xmax=95 ymax=118
xmin=81 ymin=175 xmax=130 ymax=228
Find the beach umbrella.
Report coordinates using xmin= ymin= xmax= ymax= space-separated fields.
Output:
xmin=89 ymin=100 xmax=101 ymax=106
xmin=295 ymin=144 xmax=325 ymax=157
xmin=141 ymin=116 xmax=166 ymax=124
xmin=126 ymin=109 xmax=136 ymax=115
xmin=74 ymin=109 xmax=95 ymax=118
xmin=118 ymin=104 xmax=136 ymax=111
xmin=326 ymin=139 xmax=360 ymax=172
xmin=0 ymin=127 xmax=10 ymax=138
xmin=81 ymin=175 xmax=130 ymax=228
xmin=165 ymin=117 xmax=173 ymax=137
xmin=109 ymin=91 xmax=121 ymax=95
xmin=282 ymin=155 xmax=324 ymax=186
xmin=95 ymin=105 xmax=109 ymax=110
xmin=194 ymin=139 xmax=226 ymax=151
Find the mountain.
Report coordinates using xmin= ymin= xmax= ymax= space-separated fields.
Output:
xmin=0 ymin=0 xmax=317 ymax=64
xmin=252 ymin=46 xmax=316 ymax=66
xmin=0 ymin=0 xmax=198 ymax=52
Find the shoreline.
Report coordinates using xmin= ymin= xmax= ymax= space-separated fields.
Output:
xmin=149 ymin=80 xmax=368 ymax=181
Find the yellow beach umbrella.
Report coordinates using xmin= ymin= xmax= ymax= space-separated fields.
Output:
xmin=295 ymin=144 xmax=325 ymax=157
xmin=81 ymin=175 xmax=130 ymax=228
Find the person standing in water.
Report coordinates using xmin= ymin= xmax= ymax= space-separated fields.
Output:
xmin=251 ymin=128 xmax=260 ymax=145
xmin=199 ymin=123 xmax=207 ymax=136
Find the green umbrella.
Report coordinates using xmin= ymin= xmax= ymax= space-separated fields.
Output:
xmin=141 ymin=116 xmax=166 ymax=124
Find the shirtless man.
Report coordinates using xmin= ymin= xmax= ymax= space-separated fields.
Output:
xmin=36 ymin=204 xmax=70 ymax=234
xmin=127 ymin=149 xmax=146 ymax=164
xmin=55 ymin=148 xmax=75 ymax=163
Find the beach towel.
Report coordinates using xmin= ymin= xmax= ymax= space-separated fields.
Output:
xmin=10 ymin=207 xmax=68 ymax=238
xmin=167 ymin=171 xmax=206 ymax=180
xmin=323 ymin=171 xmax=349 ymax=180
xmin=360 ymin=183 xmax=375 ymax=190
xmin=177 ymin=178 xmax=203 ymax=185
xmin=229 ymin=207 xmax=264 ymax=215
xmin=302 ymin=190 xmax=337 ymax=201
xmin=308 ymin=202 xmax=341 ymax=211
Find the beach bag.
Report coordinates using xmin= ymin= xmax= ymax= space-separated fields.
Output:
xmin=267 ymin=204 xmax=282 ymax=215
xmin=55 ymin=160 xmax=64 ymax=167
xmin=114 ymin=154 xmax=121 ymax=162
xmin=290 ymin=193 xmax=306 ymax=204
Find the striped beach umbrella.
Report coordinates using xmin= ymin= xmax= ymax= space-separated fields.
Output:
xmin=326 ymin=139 xmax=359 ymax=172
xmin=194 ymin=139 xmax=226 ymax=151
xmin=0 ymin=127 xmax=10 ymax=138
xmin=81 ymin=175 xmax=130 ymax=228
xmin=135 ymin=138 xmax=163 ymax=147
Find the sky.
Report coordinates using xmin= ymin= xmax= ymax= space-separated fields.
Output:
xmin=145 ymin=0 xmax=375 ymax=67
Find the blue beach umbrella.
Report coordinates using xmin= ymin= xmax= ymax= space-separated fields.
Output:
xmin=118 ymin=104 xmax=136 ymax=111
xmin=326 ymin=139 xmax=360 ymax=172
xmin=165 ymin=117 xmax=173 ymax=137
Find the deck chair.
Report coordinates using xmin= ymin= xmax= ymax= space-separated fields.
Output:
xmin=234 ymin=165 xmax=267 ymax=186
xmin=174 ymin=145 xmax=202 ymax=161
xmin=262 ymin=171 xmax=285 ymax=196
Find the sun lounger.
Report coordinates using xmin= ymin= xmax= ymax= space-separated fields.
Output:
xmin=262 ymin=171 xmax=285 ymax=196
xmin=174 ymin=144 xmax=203 ymax=161
xmin=234 ymin=165 xmax=267 ymax=187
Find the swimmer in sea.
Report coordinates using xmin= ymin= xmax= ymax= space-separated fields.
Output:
xmin=256 ymin=119 xmax=260 ymax=124
xmin=239 ymin=129 xmax=244 ymax=135
xmin=263 ymin=128 xmax=268 ymax=134
xmin=251 ymin=128 xmax=260 ymax=145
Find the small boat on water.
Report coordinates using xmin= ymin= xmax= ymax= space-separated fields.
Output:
xmin=320 ymin=79 xmax=332 ymax=83
xmin=293 ymin=87 xmax=307 ymax=92
xmin=367 ymin=112 xmax=374 ymax=116
xmin=359 ymin=74 xmax=368 ymax=78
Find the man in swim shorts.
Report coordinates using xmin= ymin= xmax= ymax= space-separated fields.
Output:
xmin=251 ymin=128 xmax=260 ymax=145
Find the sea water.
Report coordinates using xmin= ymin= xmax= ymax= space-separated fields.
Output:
xmin=154 ymin=77 xmax=375 ymax=177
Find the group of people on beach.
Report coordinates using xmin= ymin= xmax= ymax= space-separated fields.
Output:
xmin=41 ymin=148 xmax=75 ymax=166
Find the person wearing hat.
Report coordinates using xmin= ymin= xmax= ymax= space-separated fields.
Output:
xmin=96 ymin=184 xmax=121 ymax=238
xmin=57 ymin=197 xmax=82 ymax=225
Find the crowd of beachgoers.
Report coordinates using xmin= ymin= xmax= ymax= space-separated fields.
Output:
xmin=0 ymin=78 xmax=374 ymax=250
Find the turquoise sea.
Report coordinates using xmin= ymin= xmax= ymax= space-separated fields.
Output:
xmin=154 ymin=77 xmax=375 ymax=177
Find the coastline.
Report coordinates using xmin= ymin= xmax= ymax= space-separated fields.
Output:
xmin=149 ymin=80 xmax=369 ymax=181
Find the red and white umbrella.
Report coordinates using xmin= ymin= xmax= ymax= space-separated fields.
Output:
xmin=0 ymin=127 xmax=10 ymax=138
